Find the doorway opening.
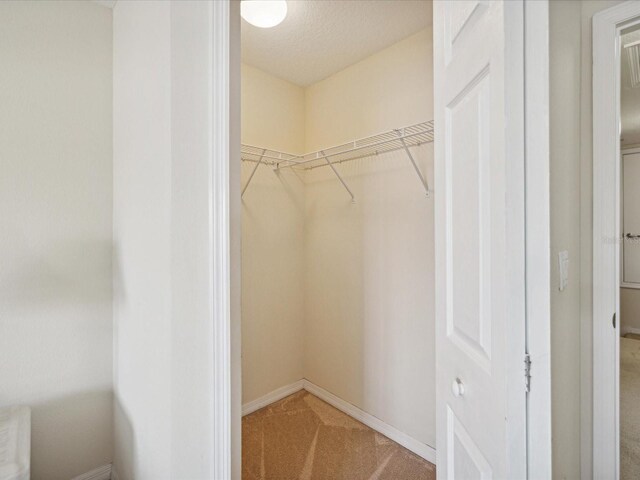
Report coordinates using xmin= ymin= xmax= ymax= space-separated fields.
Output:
xmin=231 ymin=1 xmax=551 ymax=478
xmin=239 ymin=2 xmax=436 ymax=479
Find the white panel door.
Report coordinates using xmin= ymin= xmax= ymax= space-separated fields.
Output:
xmin=434 ymin=1 xmax=527 ymax=478
xmin=623 ymin=151 xmax=640 ymax=284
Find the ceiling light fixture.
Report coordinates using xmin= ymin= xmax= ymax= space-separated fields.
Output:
xmin=241 ymin=0 xmax=288 ymax=29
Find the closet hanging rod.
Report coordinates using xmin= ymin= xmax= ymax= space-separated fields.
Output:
xmin=277 ymin=121 xmax=433 ymax=171
xmin=240 ymin=144 xmax=304 ymax=167
xmin=397 ymin=131 xmax=430 ymax=195
xmin=241 ymin=148 xmax=265 ymax=198
xmin=318 ymin=149 xmax=356 ymax=203
xmin=304 ymin=129 xmax=432 ymax=171
xmin=240 ymin=120 xmax=433 ymax=199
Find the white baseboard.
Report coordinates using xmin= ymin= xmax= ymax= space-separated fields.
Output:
xmin=241 ymin=379 xmax=436 ymax=464
xmin=623 ymin=326 xmax=640 ymax=336
xmin=71 ymin=464 xmax=112 ymax=480
xmin=242 ymin=379 xmax=305 ymax=416
xmin=302 ymin=380 xmax=436 ymax=464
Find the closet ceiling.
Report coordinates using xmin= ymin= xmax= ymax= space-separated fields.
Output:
xmin=241 ymin=0 xmax=432 ymax=87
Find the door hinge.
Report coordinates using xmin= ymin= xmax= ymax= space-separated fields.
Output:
xmin=524 ymin=354 xmax=532 ymax=393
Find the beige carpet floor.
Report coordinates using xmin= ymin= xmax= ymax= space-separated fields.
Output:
xmin=622 ymin=336 xmax=640 ymax=479
xmin=242 ymin=390 xmax=436 ymax=480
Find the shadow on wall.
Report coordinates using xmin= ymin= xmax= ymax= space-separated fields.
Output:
xmin=1 ymin=239 xmax=113 ymax=307
xmin=0 ymin=237 xmax=114 ymax=479
xmin=111 ymin=246 xmax=134 ymax=480
xmin=30 ymin=390 xmax=114 ymax=480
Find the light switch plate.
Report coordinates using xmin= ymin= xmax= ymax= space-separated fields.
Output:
xmin=558 ymin=250 xmax=569 ymax=291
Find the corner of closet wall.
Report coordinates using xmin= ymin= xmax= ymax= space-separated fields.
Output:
xmin=240 ymin=63 xmax=307 ymax=404
xmin=303 ymin=28 xmax=433 ymax=152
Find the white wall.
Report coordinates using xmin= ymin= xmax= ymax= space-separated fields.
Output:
xmin=113 ymin=2 xmax=172 ymax=477
xmin=304 ymin=29 xmax=432 ymax=151
xmin=241 ymin=64 xmax=305 ymax=154
xmin=113 ymin=1 xmax=235 ymax=478
xmin=0 ymin=2 xmax=113 ymax=479
xmin=549 ymin=2 xmax=583 ymax=478
xmin=303 ymin=28 xmax=435 ymax=449
xmin=241 ymin=65 xmax=307 ymax=403
xmin=549 ymin=1 xmax=628 ymax=478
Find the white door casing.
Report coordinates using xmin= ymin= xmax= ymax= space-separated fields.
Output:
xmin=434 ymin=1 xmax=527 ymax=478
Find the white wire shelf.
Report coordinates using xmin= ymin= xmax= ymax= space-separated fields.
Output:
xmin=240 ymin=144 xmax=302 ymax=168
xmin=292 ymin=120 xmax=433 ymax=170
xmin=240 ymin=120 xmax=434 ymax=201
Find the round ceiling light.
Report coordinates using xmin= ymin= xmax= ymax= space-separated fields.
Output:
xmin=241 ymin=0 xmax=288 ymax=29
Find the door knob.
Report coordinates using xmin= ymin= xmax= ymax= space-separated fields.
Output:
xmin=451 ymin=378 xmax=465 ymax=397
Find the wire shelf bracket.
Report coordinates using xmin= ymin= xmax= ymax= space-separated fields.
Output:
xmin=396 ymin=130 xmax=430 ymax=197
xmin=240 ymin=120 xmax=433 ymax=199
xmin=319 ymin=150 xmax=356 ymax=203
xmin=241 ymin=148 xmax=265 ymax=198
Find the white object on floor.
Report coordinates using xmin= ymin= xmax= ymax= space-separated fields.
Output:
xmin=0 ymin=406 xmax=30 ymax=480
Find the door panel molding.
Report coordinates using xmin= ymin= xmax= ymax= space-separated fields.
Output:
xmin=435 ymin=1 xmax=529 ymax=478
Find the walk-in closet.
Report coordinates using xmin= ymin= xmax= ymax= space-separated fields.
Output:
xmin=239 ymin=2 xmax=435 ymax=478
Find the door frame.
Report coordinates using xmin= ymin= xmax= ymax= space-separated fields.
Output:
xmin=592 ymin=2 xmax=640 ymax=478
xmin=212 ymin=0 xmax=552 ymax=477
xmin=210 ymin=0 xmax=242 ymax=478
xmin=524 ymin=1 xmax=552 ymax=477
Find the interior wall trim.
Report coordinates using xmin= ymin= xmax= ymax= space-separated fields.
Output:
xmin=210 ymin=0 xmax=236 ymax=478
xmin=70 ymin=464 xmax=112 ymax=480
xmin=623 ymin=326 xmax=640 ymax=336
xmin=302 ymin=380 xmax=436 ymax=464
xmin=242 ymin=380 xmax=306 ymax=416
xmin=241 ymin=379 xmax=437 ymax=465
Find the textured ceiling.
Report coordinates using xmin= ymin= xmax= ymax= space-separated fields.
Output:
xmin=241 ymin=0 xmax=432 ymax=87
xmin=622 ymin=28 xmax=640 ymax=146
